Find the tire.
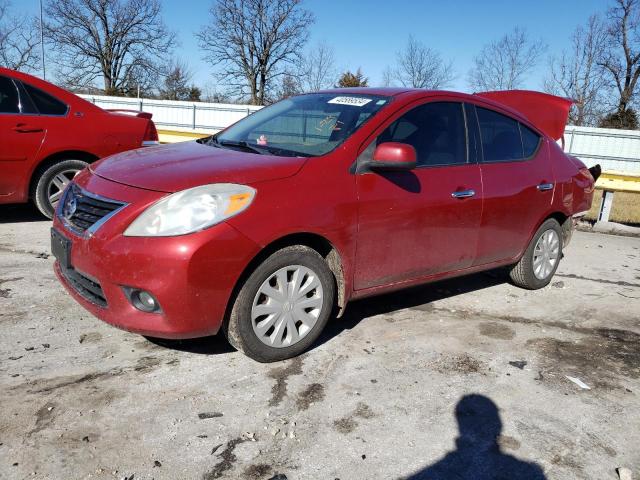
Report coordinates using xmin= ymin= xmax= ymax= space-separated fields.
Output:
xmin=33 ymin=159 xmax=88 ymax=219
xmin=224 ymin=245 xmax=336 ymax=362
xmin=509 ymin=218 xmax=563 ymax=289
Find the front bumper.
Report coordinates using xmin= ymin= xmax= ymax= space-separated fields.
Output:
xmin=52 ymin=172 xmax=260 ymax=339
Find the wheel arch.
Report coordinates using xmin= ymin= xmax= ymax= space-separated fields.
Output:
xmin=225 ymin=232 xmax=347 ymax=326
xmin=514 ymin=210 xmax=571 ymax=263
xmin=29 ymin=150 xmax=99 ymax=199
xmin=543 ymin=211 xmax=572 ymax=247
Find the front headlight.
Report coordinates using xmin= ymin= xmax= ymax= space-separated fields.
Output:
xmin=124 ymin=184 xmax=256 ymax=237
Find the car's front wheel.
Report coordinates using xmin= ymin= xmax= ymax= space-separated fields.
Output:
xmin=33 ymin=159 xmax=88 ymax=219
xmin=224 ymin=245 xmax=335 ymax=362
xmin=509 ymin=218 xmax=563 ymax=289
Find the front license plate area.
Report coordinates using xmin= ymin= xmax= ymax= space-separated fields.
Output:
xmin=51 ymin=228 xmax=72 ymax=270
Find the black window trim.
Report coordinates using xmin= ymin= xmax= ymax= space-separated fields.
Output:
xmin=463 ymin=103 xmax=481 ymax=165
xmin=18 ymin=80 xmax=69 ymax=117
xmin=353 ymin=99 xmax=473 ymax=174
xmin=14 ymin=80 xmax=38 ymax=114
xmin=472 ymin=103 xmax=543 ymax=165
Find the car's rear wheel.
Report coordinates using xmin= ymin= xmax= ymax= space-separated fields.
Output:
xmin=509 ymin=218 xmax=563 ymax=289
xmin=33 ymin=159 xmax=87 ymax=219
xmin=224 ymin=245 xmax=335 ymax=362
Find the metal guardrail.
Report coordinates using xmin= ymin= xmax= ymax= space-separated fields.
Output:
xmin=157 ymin=129 xmax=210 ymax=143
xmin=594 ymin=171 xmax=640 ymax=222
xmin=597 ymin=171 xmax=640 ymax=194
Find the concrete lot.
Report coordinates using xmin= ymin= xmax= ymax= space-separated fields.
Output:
xmin=0 ymin=204 xmax=639 ymax=480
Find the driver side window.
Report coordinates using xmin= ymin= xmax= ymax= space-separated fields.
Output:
xmin=377 ymin=102 xmax=468 ymax=167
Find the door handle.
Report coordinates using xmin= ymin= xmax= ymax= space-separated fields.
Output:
xmin=13 ymin=124 xmax=44 ymax=133
xmin=537 ymin=183 xmax=554 ymax=191
xmin=451 ymin=189 xmax=476 ymax=199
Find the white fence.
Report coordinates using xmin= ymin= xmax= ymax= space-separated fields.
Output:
xmin=79 ymin=94 xmax=262 ymax=132
xmin=81 ymin=94 xmax=640 ymax=174
xmin=563 ymin=126 xmax=640 ymax=174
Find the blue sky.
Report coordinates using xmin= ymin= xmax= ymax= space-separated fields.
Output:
xmin=20 ymin=0 xmax=608 ymax=92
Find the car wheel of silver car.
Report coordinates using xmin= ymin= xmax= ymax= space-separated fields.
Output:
xmin=225 ymin=245 xmax=335 ymax=362
xmin=509 ymin=218 xmax=563 ymax=290
xmin=33 ymin=159 xmax=88 ymax=219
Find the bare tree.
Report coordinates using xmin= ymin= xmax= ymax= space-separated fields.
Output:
xmin=545 ymin=15 xmax=609 ymax=126
xmin=390 ymin=36 xmax=454 ymax=89
xmin=380 ymin=66 xmax=394 ymax=87
xmin=159 ymin=59 xmax=200 ymax=101
xmin=598 ymin=0 xmax=640 ymax=115
xmin=197 ymin=0 xmax=314 ymax=105
xmin=0 ymin=0 xmax=40 ymax=71
xmin=44 ymin=0 xmax=174 ymax=94
xmin=201 ymin=83 xmax=232 ymax=103
xmin=274 ymin=72 xmax=301 ymax=101
xmin=298 ymin=41 xmax=337 ymax=92
xmin=336 ymin=68 xmax=368 ymax=88
xmin=468 ymin=27 xmax=546 ymax=91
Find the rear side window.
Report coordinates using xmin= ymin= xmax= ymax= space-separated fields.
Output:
xmin=0 ymin=76 xmax=20 ymax=114
xmin=477 ymin=107 xmax=524 ymax=162
xmin=22 ymin=83 xmax=68 ymax=116
xmin=377 ymin=102 xmax=467 ymax=167
xmin=520 ymin=123 xmax=541 ymax=157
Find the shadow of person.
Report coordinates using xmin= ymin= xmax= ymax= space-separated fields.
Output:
xmin=405 ymin=394 xmax=546 ymax=480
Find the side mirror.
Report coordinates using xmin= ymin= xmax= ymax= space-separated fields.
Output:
xmin=368 ymin=142 xmax=417 ymax=171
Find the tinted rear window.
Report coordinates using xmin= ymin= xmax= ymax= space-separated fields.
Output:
xmin=0 ymin=76 xmax=20 ymax=114
xmin=520 ymin=123 xmax=541 ymax=157
xmin=23 ymin=83 xmax=68 ymax=115
xmin=477 ymin=107 xmax=524 ymax=162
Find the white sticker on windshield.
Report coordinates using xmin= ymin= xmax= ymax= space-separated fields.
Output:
xmin=328 ymin=96 xmax=372 ymax=107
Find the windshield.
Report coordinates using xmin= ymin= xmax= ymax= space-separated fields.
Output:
xmin=205 ymin=93 xmax=391 ymax=157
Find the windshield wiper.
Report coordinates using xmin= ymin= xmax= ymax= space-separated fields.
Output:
xmin=202 ymin=135 xmax=311 ymax=157
xmin=218 ymin=139 xmax=265 ymax=155
xmin=258 ymin=145 xmax=313 ymax=158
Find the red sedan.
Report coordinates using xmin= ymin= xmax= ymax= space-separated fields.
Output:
xmin=51 ymin=88 xmax=597 ymax=362
xmin=0 ymin=67 xmax=158 ymax=218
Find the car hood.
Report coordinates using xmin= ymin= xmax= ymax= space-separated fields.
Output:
xmin=90 ymin=141 xmax=307 ymax=193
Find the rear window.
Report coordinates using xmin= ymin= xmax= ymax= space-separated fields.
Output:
xmin=0 ymin=76 xmax=20 ymax=114
xmin=22 ymin=83 xmax=68 ymax=116
xmin=520 ymin=123 xmax=541 ymax=157
xmin=477 ymin=107 xmax=524 ymax=162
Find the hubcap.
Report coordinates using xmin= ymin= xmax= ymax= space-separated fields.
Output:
xmin=532 ymin=229 xmax=560 ymax=280
xmin=251 ymin=265 xmax=323 ymax=348
xmin=47 ymin=169 xmax=79 ymax=210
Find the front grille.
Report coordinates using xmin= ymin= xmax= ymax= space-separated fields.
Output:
xmin=60 ymin=184 xmax=125 ymax=234
xmin=60 ymin=266 xmax=107 ymax=307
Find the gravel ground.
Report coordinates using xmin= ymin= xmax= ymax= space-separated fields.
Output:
xmin=1 ymin=203 xmax=639 ymax=480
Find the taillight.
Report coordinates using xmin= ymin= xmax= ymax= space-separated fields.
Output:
xmin=142 ymin=120 xmax=159 ymax=146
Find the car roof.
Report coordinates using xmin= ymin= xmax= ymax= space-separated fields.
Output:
xmin=312 ymin=87 xmax=546 ymax=136
xmin=317 ymin=87 xmax=414 ymax=96
xmin=0 ymin=67 xmax=102 ymax=112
